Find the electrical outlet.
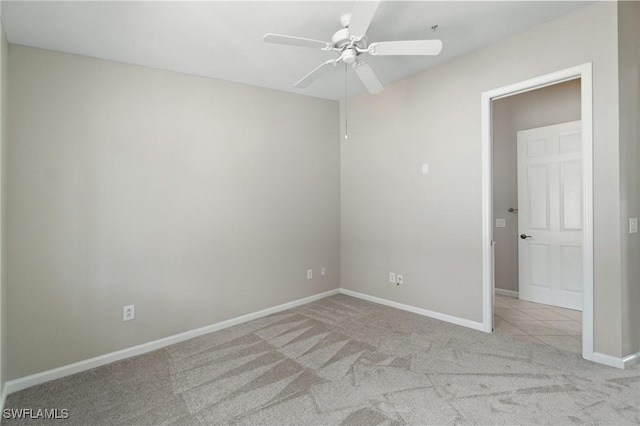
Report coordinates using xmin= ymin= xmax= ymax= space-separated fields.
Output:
xmin=397 ymin=274 xmax=404 ymax=285
xmin=630 ymin=218 xmax=638 ymax=234
xmin=307 ymin=269 xmax=313 ymax=280
xmin=389 ymin=272 xmax=396 ymax=283
xmin=321 ymin=267 xmax=326 ymax=276
xmin=123 ymin=305 xmax=135 ymax=321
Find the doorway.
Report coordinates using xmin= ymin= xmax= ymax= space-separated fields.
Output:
xmin=491 ymin=81 xmax=583 ymax=353
xmin=480 ymin=64 xmax=594 ymax=361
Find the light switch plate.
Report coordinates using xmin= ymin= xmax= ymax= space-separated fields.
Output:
xmin=496 ymin=219 xmax=506 ymax=228
xmin=422 ymin=163 xmax=429 ymax=174
xmin=630 ymin=218 xmax=638 ymax=234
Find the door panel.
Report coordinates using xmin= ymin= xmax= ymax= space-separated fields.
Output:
xmin=527 ymin=137 xmax=549 ymax=157
xmin=517 ymin=121 xmax=583 ymax=310
xmin=560 ymin=245 xmax=583 ymax=293
xmin=529 ymin=244 xmax=551 ymax=287
xmin=561 ymin=161 xmax=582 ymax=230
xmin=527 ymin=165 xmax=549 ymax=230
xmin=559 ymin=132 xmax=581 ymax=153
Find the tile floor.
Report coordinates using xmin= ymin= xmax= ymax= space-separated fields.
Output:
xmin=493 ymin=293 xmax=582 ymax=354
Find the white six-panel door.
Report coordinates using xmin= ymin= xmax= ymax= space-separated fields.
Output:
xmin=517 ymin=121 xmax=583 ymax=311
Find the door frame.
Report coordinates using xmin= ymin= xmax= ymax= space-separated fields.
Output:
xmin=480 ymin=63 xmax=594 ymax=360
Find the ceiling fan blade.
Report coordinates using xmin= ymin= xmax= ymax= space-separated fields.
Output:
xmin=264 ymin=33 xmax=332 ymax=50
xmin=295 ymin=60 xmax=336 ymax=88
xmin=348 ymin=1 xmax=381 ymax=40
xmin=368 ymin=40 xmax=443 ymax=56
xmin=353 ymin=60 xmax=384 ymax=94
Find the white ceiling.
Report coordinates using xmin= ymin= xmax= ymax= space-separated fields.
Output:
xmin=2 ymin=1 xmax=594 ymax=100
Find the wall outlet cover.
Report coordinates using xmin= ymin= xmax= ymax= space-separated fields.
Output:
xmin=307 ymin=269 xmax=313 ymax=280
xmin=123 ymin=305 xmax=135 ymax=321
xmin=321 ymin=267 xmax=326 ymax=276
xmin=630 ymin=218 xmax=638 ymax=234
xmin=397 ymin=274 xmax=404 ymax=285
xmin=389 ymin=272 xmax=396 ymax=283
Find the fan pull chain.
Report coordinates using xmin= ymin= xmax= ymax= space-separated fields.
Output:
xmin=344 ymin=63 xmax=348 ymax=140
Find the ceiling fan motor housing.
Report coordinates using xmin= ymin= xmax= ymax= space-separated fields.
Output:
xmin=331 ymin=27 xmax=367 ymax=50
xmin=342 ymin=49 xmax=357 ymax=63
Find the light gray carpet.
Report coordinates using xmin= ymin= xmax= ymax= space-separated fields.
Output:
xmin=5 ymin=294 xmax=640 ymax=425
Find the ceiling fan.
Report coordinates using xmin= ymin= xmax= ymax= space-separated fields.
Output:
xmin=263 ymin=1 xmax=442 ymax=95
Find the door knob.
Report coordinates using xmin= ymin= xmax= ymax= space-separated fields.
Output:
xmin=520 ymin=234 xmax=532 ymax=239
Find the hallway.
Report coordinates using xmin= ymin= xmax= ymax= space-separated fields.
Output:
xmin=494 ymin=294 xmax=582 ymax=354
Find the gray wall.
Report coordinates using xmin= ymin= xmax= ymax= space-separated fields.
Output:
xmin=7 ymin=46 xmax=340 ymax=379
xmin=618 ymin=0 xmax=640 ymax=357
xmin=341 ymin=2 xmax=625 ymax=356
xmin=492 ymin=80 xmax=581 ymax=293
xmin=0 ymin=19 xmax=7 ymax=393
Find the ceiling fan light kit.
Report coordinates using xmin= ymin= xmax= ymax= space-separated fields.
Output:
xmin=264 ymin=0 xmax=443 ymax=95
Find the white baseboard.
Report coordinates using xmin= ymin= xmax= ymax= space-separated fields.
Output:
xmin=495 ymin=288 xmax=519 ymax=298
xmin=339 ymin=289 xmax=486 ymax=332
xmin=588 ymin=351 xmax=640 ymax=369
xmin=5 ymin=288 xmax=340 ymax=396
xmin=5 ymin=286 xmax=634 ymax=396
xmin=623 ymin=352 xmax=640 ymax=368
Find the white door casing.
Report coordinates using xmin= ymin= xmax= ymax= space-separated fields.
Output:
xmin=517 ymin=121 xmax=583 ymax=311
xmin=482 ymin=64 xmax=595 ymax=363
